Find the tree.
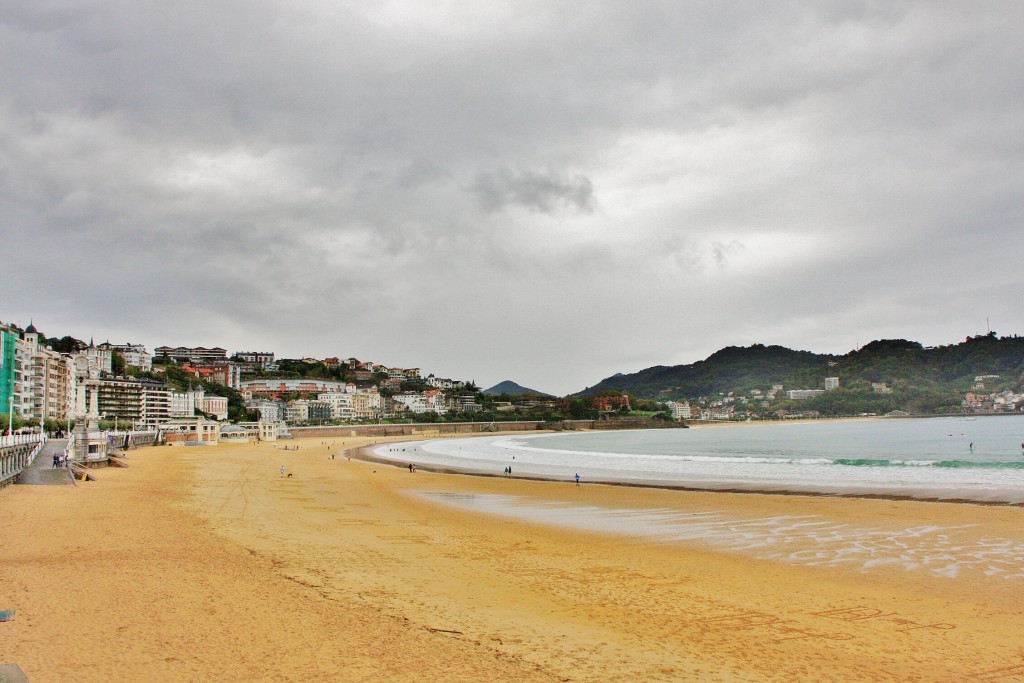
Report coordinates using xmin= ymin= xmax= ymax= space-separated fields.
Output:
xmin=111 ymin=350 xmax=126 ymax=376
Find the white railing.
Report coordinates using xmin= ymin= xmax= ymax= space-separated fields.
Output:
xmin=25 ymin=435 xmax=46 ymax=467
xmin=0 ymin=432 xmax=46 ymax=448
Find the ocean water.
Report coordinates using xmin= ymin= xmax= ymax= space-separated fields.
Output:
xmin=374 ymin=416 xmax=1024 ymax=503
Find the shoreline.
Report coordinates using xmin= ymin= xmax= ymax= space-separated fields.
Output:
xmin=357 ymin=443 xmax=1024 ymax=507
xmin=355 ymin=418 xmax=1024 ymax=506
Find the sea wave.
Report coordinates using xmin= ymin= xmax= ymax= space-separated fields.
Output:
xmin=453 ymin=440 xmax=1024 ymax=470
xmin=833 ymin=458 xmax=1024 ymax=469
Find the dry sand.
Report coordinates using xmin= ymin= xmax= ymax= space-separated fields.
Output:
xmin=3 ymin=434 xmax=1024 ymax=682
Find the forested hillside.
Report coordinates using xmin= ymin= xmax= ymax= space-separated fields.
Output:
xmin=575 ymin=334 xmax=1024 ymax=416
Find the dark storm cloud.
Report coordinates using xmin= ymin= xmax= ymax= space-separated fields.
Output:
xmin=472 ymin=169 xmax=594 ymax=214
xmin=2 ymin=1 xmax=1023 ymax=394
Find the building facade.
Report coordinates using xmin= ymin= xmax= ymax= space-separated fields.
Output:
xmin=140 ymin=379 xmax=171 ymax=425
xmin=9 ymin=324 xmax=74 ymax=424
xmin=317 ymin=392 xmax=355 ymax=420
xmin=155 ymin=346 xmax=228 ymax=363
xmin=0 ymin=324 xmax=16 ymax=418
xmin=233 ymin=351 xmax=275 ymax=368
xmin=245 ymin=399 xmax=283 ymax=423
xmin=100 ymin=342 xmax=152 ymax=372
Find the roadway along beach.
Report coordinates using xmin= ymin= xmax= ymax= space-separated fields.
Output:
xmin=3 ymin=434 xmax=1024 ymax=682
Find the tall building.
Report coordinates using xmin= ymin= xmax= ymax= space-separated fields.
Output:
xmin=140 ymin=378 xmax=171 ymax=425
xmin=0 ymin=323 xmax=17 ymax=418
xmin=9 ymin=322 xmax=74 ymax=424
xmin=97 ymin=377 xmax=143 ymax=422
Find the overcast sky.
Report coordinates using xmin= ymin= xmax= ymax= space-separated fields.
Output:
xmin=3 ymin=2 xmax=1023 ymax=395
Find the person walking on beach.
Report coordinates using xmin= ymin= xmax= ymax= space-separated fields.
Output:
xmin=280 ymin=465 xmax=285 ymax=478
xmin=575 ymin=473 xmax=580 ymax=486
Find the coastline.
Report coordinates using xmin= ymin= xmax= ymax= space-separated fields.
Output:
xmin=3 ymin=433 xmax=1024 ymax=681
xmin=357 ymin=417 xmax=1024 ymax=505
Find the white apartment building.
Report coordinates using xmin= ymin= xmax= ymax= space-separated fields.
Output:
xmin=284 ymin=399 xmax=309 ymax=423
xmin=824 ymin=377 xmax=840 ymax=390
xmin=664 ymin=400 xmax=692 ymax=420
xmin=317 ymin=392 xmax=355 ymax=420
xmin=233 ymin=351 xmax=275 ymax=368
xmin=423 ymin=389 xmax=447 ymax=414
xmin=391 ymin=390 xmax=448 ymax=415
xmin=100 ymin=342 xmax=152 ymax=372
xmin=83 ymin=342 xmax=113 ymax=374
xmin=245 ymin=399 xmax=283 ymax=423
xmin=169 ymin=387 xmax=203 ymax=418
xmin=391 ymin=392 xmax=426 ymax=413
xmin=424 ymin=375 xmax=465 ymax=390
xmin=787 ymin=389 xmax=825 ymax=400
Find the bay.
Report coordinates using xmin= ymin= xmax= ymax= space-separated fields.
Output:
xmin=374 ymin=415 xmax=1024 ymax=503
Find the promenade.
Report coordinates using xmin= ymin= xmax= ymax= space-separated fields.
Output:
xmin=16 ymin=439 xmax=71 ymax=486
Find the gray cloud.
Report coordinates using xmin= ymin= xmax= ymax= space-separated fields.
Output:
xmin=2 ymin=1 xmax=1023 ymax=395
xmin=472 ymin=169 xmax=595 ymax=214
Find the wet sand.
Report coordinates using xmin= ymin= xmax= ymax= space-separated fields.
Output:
xmin=3 ymin=434 xmax=1024 ymax=682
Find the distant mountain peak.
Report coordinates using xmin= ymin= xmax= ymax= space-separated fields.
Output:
xmin=483 ymin=380 xmax=553 ymax=397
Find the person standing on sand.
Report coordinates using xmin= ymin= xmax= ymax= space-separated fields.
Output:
xmin=575 ymin=473 xmax=580 ymax=486
xmin=280 ymin=465 xmax=285 ymax=477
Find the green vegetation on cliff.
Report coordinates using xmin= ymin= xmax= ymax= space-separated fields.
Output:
xmin=575 ymin=334 xmax=1024 ymax=416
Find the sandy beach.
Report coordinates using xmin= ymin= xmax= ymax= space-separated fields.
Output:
xmin=3 ymin=434 xmax=1024 ymax=682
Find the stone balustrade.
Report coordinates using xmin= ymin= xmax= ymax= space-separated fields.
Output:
xmin=0 ymin=434 xmax=46 ymax=488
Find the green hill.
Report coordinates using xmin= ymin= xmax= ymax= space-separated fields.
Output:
xmin=574 ymin=334 xmax=1024 ymax=416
